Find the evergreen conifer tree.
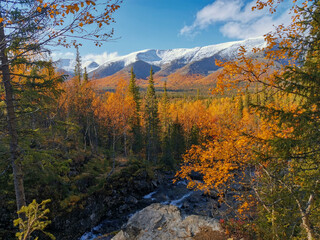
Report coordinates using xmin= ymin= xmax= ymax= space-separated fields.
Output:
xmin=145 ymin=67 xmax=160 ymax=162
xmin=161 ymin=81 xmax=170 ymax=133
xmin=253 ymin=3 xmax=320 ymax=238
xmin=238 ymin=96 xmax=244 ymax=118
xmin=161 ymin=131 xmax=174 ymax=169
xmin=188 ymin=124 xmax=199 ymax=148
xmin=128 ymin=67 xmax=143 ymax=153
xmin=160 ymin=81 xmax=175 ymax=168
xmin=83 ymin=67 xmax=88 ymax=83
xmin=74 ymin=46 xmax=82 ymax=84
xmin=129 ymin=67 xmax=141 ymax=111
xmin=170 ymin=117 xmax=186 ymax=163
xmin=244 ymin=89 xmax=251 ymax=110
xmin=255 ymin=83 xmax=261 ymax=105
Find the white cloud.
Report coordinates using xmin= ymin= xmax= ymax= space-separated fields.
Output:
xmin=50 ymin=50 xmax=119 ymax=66
xmin=180 ymin=25 xmax=198 ymax=36
xmin=196 ymin=0 xmax=243 ymax=26
xmin=50 ymin=51 xmax=74 ymax=60
xmin=83 ymin=51 xmax=119 ymax=65
xmin=180 ymin=0 xmax=291 ymax=39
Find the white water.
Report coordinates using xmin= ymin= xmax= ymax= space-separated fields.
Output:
xmin=79 ymin=181 xmax=194 ymax=239
xmin=170 ymin=192 xmax=193 ymax=208
xmin=160 ymin=191 xmax=193 ymax=208
xmin=143 ymin=190 xmax=157 ymax=200
xmin=79 ymin=232 xmax=100 ymax=240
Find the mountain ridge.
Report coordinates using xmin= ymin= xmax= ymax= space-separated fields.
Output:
xmin=90 ymin=36 xmax=266 ymax=79
xmin=56 ymin=36 xmax=267 ymax=90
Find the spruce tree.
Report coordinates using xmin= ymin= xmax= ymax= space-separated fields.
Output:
xmin=145 ymin=67 xmax=160 ymax=162
xmin=253 ymin=3 xmax=320 ymax=238
xmin=237 ymin=96 xmax=244 ymax=119
xmin=161 ymin=81 xmax=169 ymax=133
xmin=83 ymin=67 xmax=88 ymax=83
xmin=244 ymin=89 xmax=251 ymax=110
xmin=170 ymin=117 xmax=186 ymax=163
xmin=128 ymin=67 xmax=143 ymax=153
xmin=160 ymin=81 xmax=174 ymax=167
xmin=161 ymin=131 xmax=174 ymax=169
xmin=255 ymin=83 xmax=260 ymax=105
xmin=74 ymin=46 xmax=82 ymax=84
xmin=129 ymin=67 xmax=141 ymax=111
xmin=196 ymin=88 xmax=200 ymax=101
xmin=188 ymin=124 xmax=199 ymax=148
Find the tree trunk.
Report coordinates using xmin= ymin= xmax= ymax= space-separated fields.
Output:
xmin=112 ymin=132 xmax=116 ymax=169
xmin=295 ymin=194 xmax=315 ymax=240
xmin=301 ymin=214 xmax=315 ymax=240
xmin=123 ymin=131 xmax=127 ymax=156
xmin=0 ymin=16 xmax=26 ymax=214
xmin=106 ymin=132 xmax=117 ymax=180
xmin=93 ymin=124 xmax=98 ymax=154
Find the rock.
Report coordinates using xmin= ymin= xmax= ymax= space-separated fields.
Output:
xmin=52 ymin=168 xmax=158 ymax=240
xmin=90 ymin=213 xmax=96 ymax=221
xmin=189 ymin=170 xmax=203 ymax=181
xmin=182 ymin=201 xmax=190 ymax=209
xmin=119 ymin=204 xmax=129 ymax=214
xmin=133 ymin=180 xmax=151 ymax=193
xmin=125 ymin=196 xmax=138 ymax=205
xmin=112 ymin=203 xmax=222 ymax=240
xmin=151 ymin=180 xmax=158 ymax=187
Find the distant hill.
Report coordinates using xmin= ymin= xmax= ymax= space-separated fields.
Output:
xmin=54 ymin=58 xmax=100 ymax=77
xmin=57 ymin=37 xmax=267 ymax=90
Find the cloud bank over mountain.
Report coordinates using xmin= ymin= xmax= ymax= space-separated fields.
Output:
xmin=180 ymin=0 xmax=291 ymax=39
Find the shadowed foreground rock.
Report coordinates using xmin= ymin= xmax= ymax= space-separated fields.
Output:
xmin=112 ymin=203 xmax=222 ymax=240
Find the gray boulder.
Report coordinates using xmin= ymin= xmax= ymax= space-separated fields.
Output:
xmin=112 ymin=203 xmax=222 ymax=240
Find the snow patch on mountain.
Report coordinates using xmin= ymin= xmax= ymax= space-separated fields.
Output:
xmin=97 ymin=36 xmax=266 ymax=69
xmin=55 ymin=59 xmax=100 ymax=73
xmin=56 ymin=36 xmax=266 ymax=78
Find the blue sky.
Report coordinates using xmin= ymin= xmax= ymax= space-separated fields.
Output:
xmin=51 ymin=0 xmax=292 ymax=64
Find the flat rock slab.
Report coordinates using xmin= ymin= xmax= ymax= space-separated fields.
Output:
xmin=112 ymin=203 xmax=222 ymax=240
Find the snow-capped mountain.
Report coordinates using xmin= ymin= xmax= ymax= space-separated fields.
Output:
xmin=90 ymin=36 xmax=266 ymax=79
xmin=54 ymin=36 xmax=267 ymax=81
xmin=55 ymin=59 xmax=100 ymax=75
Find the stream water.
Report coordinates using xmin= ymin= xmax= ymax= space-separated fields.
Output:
xmin=79 ymin=180 xmax=202 ymax=240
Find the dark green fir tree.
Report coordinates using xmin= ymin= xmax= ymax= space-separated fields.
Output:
xmin=128 ymin=67 xmax=143 ymax=153
xmin=145 ymin=67 xmax=160 ymax=162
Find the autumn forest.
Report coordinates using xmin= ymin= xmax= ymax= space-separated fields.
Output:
xmin=1 ymin=0 xmax=320 ymax=239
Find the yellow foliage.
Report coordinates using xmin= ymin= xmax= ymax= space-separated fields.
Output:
xmin=14 ymin=199 xmax=55 ymax=240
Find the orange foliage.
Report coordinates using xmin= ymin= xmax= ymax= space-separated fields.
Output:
xmin=168 ymin=100 xmax=214 ymax=136
xmin=93 ymin=78 xmax=135 ymax=138
xmin=91 ymin=71 xmax=130 ymax=90
xmin=90 ymin=72 xmax=218 ymax=92
xmin=176 ymin=98 xmax=256 ymax=192
xmin=175 ymin=96 xmax=297 ymax=219
xmin=0 ymin=0 xmax=122 ymax=49
xmin=59 ymin=76 xmax=97 ymax=120
xmin=158 ymin=73 xmax=204 ymax=90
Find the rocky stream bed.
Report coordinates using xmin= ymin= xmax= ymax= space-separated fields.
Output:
xmin=78 ymin=174 xmax=225 ymax=240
